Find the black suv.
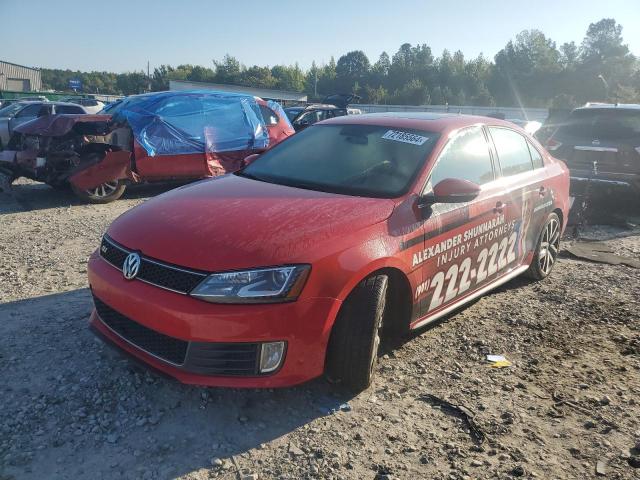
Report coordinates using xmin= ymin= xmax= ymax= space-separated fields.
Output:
xmin=543 ymin=104 xmax=640 ymax=193
xmin=287 ymin=94 xmax=360 ymax=132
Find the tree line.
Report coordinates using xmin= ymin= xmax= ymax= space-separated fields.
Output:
xmin=41 ymin=18 xmax=639 ymax=108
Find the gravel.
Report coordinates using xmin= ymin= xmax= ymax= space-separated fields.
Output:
xmin=1 ymin=179 xmax=639 ymax=479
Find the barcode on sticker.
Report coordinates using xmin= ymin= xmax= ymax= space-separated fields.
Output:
xmin=382 ymin=130 xmax=428 ymax=146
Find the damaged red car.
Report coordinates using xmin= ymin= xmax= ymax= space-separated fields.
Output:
xmin=0 ymin=91 xmax=294 ymax=202
xmin=88 ymin=113 xmax=570 ymax=391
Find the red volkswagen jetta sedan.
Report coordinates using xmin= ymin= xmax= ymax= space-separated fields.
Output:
xmin=88 ymin=113 xmax=570 ymax=391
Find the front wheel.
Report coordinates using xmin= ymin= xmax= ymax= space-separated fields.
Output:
xmin=325 ymin=275 xmax=388 ymax=392
xmin=72 ymin=180 xmax=126 ymax=204
xmin=526 ymin=212 xmax=561 ymax=280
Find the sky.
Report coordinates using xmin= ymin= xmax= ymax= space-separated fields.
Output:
xmin=1 ymin=0 xmax=639 ymax=73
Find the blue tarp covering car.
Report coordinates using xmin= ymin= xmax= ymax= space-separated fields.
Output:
xmin=108 ymin=90 xmax=291 ymax=156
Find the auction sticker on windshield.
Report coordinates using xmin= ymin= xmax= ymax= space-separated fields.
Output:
xmin=382 ymin=130 xmax=429 ymax=145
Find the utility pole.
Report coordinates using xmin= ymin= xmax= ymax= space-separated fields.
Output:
xmin=597 ymin=74 xmax=609 ymax=101
xmin=314 ymin=69 xmax=318 ymax=99
xmin=147 ymin=61 xmax=151 ymax=92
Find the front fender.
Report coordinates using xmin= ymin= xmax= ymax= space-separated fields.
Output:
xmin=69 ymin=150 xmax=135 ymax=190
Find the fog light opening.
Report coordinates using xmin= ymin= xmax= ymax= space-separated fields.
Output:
xmin=259 ymin=341 xmax=285 ymax=373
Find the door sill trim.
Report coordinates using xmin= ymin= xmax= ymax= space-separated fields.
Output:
xmin=410 ymin=264 xmax=529 ymax=330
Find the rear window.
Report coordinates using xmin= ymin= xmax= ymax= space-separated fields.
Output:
xmin=259 ymin=105 xmax=279 ymax=125
xmin=489 ymin=127 xmax=534 ymax=176
xmin=56 ymin=105 xmax=85 ymax=114
xmin=558 ymin=109 xmax=640 ymax=140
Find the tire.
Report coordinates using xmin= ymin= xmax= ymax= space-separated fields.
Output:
xmin=71 ymin=180 xmax=126 ymax=204
xmin=325 ymin=275 xmax=388 ymax=392
xmin=0 ymin=171 xmax=12 ymax=193
xmin=526 ymin=212 xmax=561 ymax=280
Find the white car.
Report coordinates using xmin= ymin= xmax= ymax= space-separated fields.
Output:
xmin=71 ymin=98 xmax=105 ymax=114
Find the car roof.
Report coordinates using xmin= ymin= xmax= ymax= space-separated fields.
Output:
xmin=320 ymin=112 xmax=517 ymax=132
xmin=305 ymin=104 xmax=342 ymax=110
xmin=15 ymin=100 xmax=85 ymax=107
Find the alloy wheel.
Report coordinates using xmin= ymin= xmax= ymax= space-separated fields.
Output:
xmin=87 ymin=181 xmax=119 ymax=198
xmin=538 ymin=217 xmax=560 ymax=275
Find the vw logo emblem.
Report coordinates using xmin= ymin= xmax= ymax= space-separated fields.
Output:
xmin=122 ymin=252 xmax=141 ymax=280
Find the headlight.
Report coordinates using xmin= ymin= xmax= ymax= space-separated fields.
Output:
xmin=190 ymin=265 xmax=310 ymax=304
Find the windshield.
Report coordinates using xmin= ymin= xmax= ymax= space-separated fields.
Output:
xmin=0 ymin=103 xmax=24 ymax=117
xmin=285 ymin=108 xmax=303 ymax=121
xmin=240 ymin=124 xmax=439 ymax=198
xmin=558 ymin=109 xmax=640 ymax=141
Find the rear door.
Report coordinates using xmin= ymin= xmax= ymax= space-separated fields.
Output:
xmin=487 ymin=126 xmax=547 ymax=265
xmin=414 ymin=125 xmax=509 ymax=320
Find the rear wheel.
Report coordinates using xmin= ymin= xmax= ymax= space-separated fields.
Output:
xmin=0 ymin=170 xmax=12 ymax=193
xmin=72 ymin=180 xmax=126 ymax=204
xmin=325 ymin=275 xmax=388 ymax=392
xmin=526 ymin=212 xmax=561 ymax=280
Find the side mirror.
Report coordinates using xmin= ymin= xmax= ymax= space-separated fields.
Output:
xmin=243 ymin=153 xmax=260 ymax=167
xmin=427 ymin=178 xmax=481 ymax=204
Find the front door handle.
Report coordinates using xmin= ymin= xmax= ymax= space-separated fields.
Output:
xmin=494 ymin=201 xmax=505 ymax=214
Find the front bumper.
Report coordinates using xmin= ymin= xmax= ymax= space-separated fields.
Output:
xmin=88 ymin=251 xmax=341 ymax=387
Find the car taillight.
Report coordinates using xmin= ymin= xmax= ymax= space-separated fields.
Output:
xmin=546 ymin=138 xmax=562 ymax=151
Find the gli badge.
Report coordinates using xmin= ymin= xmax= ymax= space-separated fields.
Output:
xmin=122 ymin=252 xmax=141 ymax=280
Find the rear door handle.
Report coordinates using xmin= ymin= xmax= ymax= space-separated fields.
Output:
xmin=493 ymin=201 xmax=505 ymax=214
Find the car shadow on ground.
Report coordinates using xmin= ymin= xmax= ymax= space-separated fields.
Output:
xmin=1 ymin=181 xmax=189 ymax=213
xmin=0 ymin=289 xmax=354 ymax=480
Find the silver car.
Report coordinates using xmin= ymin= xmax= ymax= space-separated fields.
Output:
xmin=0 ymin=101 xmax=87 ymax=148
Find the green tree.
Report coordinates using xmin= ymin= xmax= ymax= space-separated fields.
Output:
xmin=214 ymin=55 xmax=243 ymax=85
xmin=336 ymin=51 xmax=370 ymax=93
xmin=576 ymin=18 xmax=637 ymax=102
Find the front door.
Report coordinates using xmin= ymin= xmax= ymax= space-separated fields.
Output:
xmin=413 ymin=126 xmax=518 ymax=323
xmin=9 ymin=103 xmax=51 ymax=133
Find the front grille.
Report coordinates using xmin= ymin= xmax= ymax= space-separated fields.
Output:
xmin=93 ymin=296 xmax=262 ymax=376
xmin=93 ymin=295 xmax=188 ymax=365
xmin=185 ymin=343 xmax=260 ymax=376
xmin=100 ymin=236 xmax=207 ymax=294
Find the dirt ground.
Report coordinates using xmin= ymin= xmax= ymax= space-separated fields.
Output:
xmin=1 ymin=179 xmax=639 ymax=480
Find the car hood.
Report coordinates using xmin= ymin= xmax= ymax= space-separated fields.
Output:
xmin=14 ymin=114 xmax=111 ymax=136
xmin=107 ymin=174 xmax=395 ymax=271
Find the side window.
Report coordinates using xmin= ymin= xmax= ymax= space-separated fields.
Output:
xmin=527 ymin=141 xmax=544 ymax=169
xmin=56 ymin=105 xmax=85 ymax=114
xmin=259 ymin=105 xmax=279 ymax=126
xmin=16 ymin=104 xmax=43 ymax=118
xmin=489 ymin=127 xmax=534 ymax=176
xmin=429 ymin=126 xmax=494 ymax=187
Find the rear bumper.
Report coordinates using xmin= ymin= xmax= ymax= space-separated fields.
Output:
xmin=88 ymin=251 xmax=341 ymax=387
xmin=569 ymin=169 xmax=640 ymax=191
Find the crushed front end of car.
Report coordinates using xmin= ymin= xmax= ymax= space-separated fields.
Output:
xmin=1 ymin=114 xmax=134 ymax=191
